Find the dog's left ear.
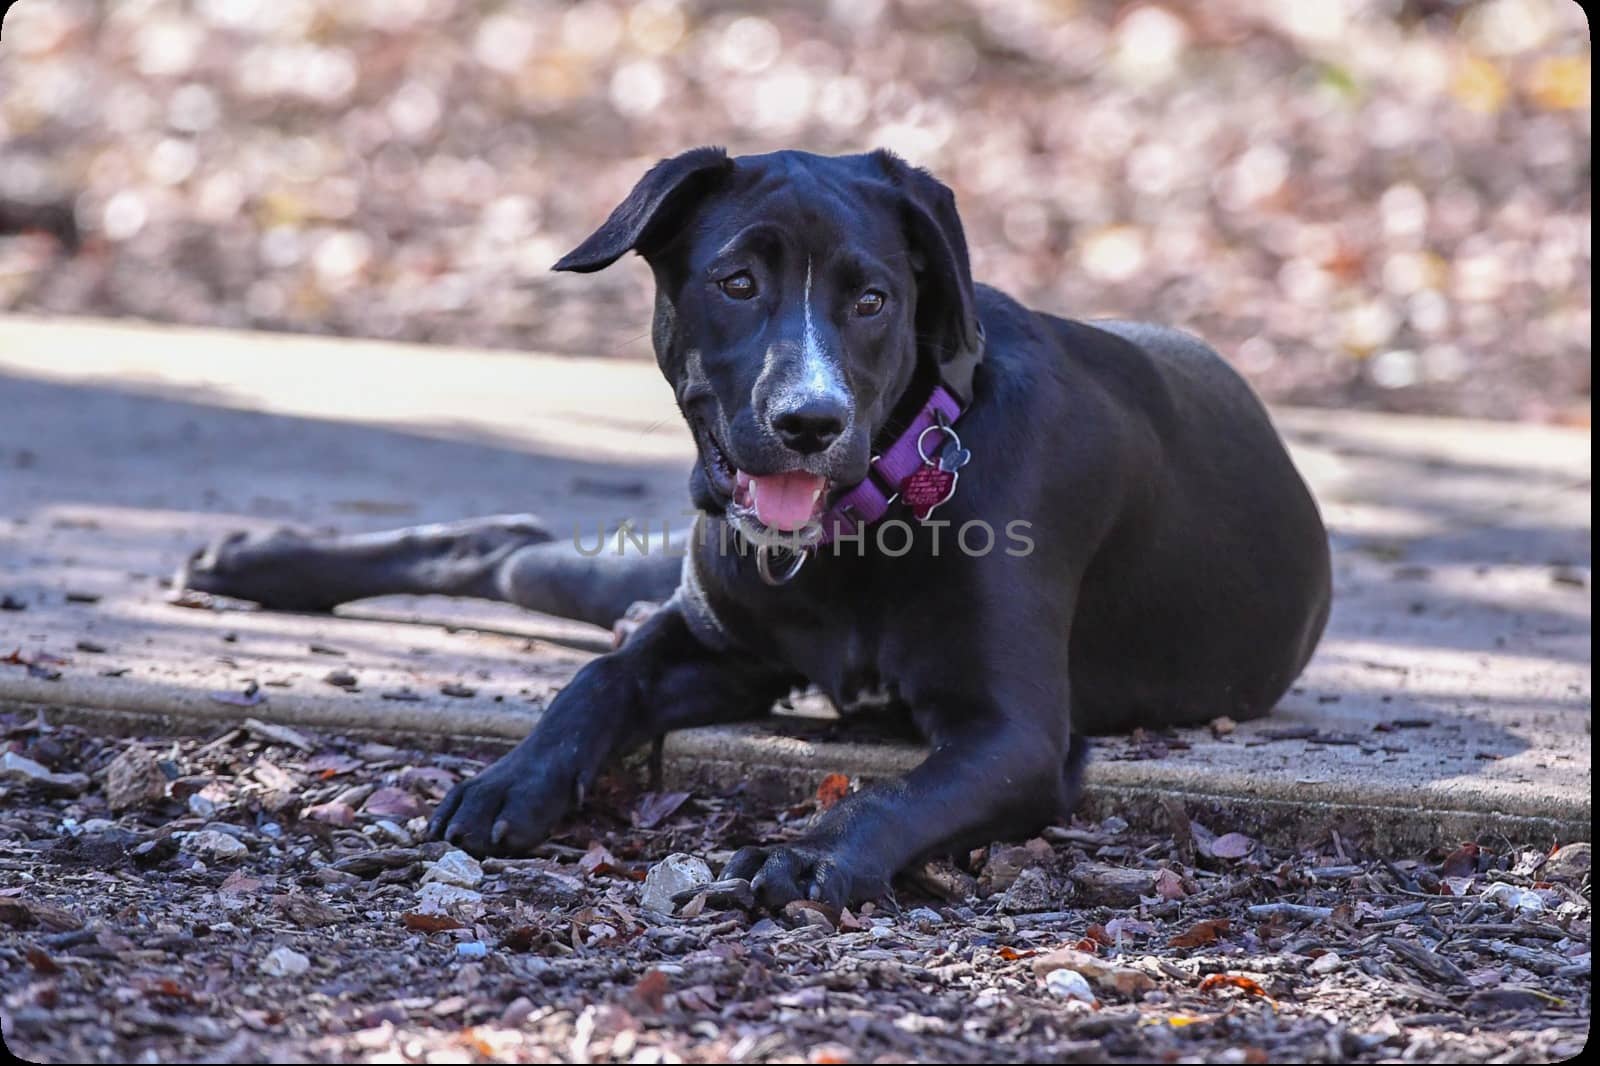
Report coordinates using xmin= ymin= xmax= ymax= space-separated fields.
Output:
xmin=554 ymin=146 xmax=734 ymax=273
xmin=872 ymin=150 xmax=983 ymax=402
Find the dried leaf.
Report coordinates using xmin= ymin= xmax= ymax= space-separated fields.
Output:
xmin=360 ymin=786 xmax=426 ymax=820
xmin=1452 ymin=54 xmax=1508 ymax=114
xmin=631 ymin=790 xmax=690 ymax=829
xmin=1527 ymin=55 xmax=1590 ymax=111
xmin=815 ymin=773 xmax=851 ymax=809
xmin=1198 ymin=973 xmax=1269 ymax=998
xmin=1437 ymin=842 xmax=1482 ymax=878
xmin=1169 ymin=918 xmax=1232 ymax=949
xmin=578 ymin=843 xmax=640 ymax=880
xmin=402 ymin=912 xmax=466 ymax=932
xmin=1153 ymin=868 xmax=1187 ymax=900
xmin=630 ymin=968 xmax=671 ymax=1013
xmin=302 ymin=753 xmax=363 ymax=775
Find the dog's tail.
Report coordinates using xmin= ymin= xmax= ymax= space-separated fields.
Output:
xmin=1058 ymin=733 xmax=1092 ymax=818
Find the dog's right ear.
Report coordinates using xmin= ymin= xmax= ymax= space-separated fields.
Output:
xmin=553 ymin=147 xmax=734 ymax=273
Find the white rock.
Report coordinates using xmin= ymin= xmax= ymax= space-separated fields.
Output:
xmin=906 ymin=907 xmax=944 ymax=926
xmin=456 ymin=941 xmax=489 ymax=959
xmin=370 ymin=819 xmax=413 ymax=845
xmin=260 ymin=946 xmax=310 ymax=977
xmin=421 ymin=849 xmax=483 ymax=889
xmin=1309 ymin=951 xmax=1344 ymax=975
xmin=1481 ymin=882 xmax=1545 ymax=917
xmin=1043 ymin=968 xmax=1096 ymax=1003
xmin=184 ymin=829 xmax=248 ymax=860
xmin=640 ymin=853 xmax=713 ymax=913
xmin=2 ymin=751 xmax=89 ymax=793
xmin=413 ymin=881 xmax=483 ymax=916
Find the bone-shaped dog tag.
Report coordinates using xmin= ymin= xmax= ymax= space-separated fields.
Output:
xmin=938 ymin=440 xmax=971 ymax=474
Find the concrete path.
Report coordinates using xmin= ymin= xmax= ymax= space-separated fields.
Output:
xmin=1 ymin=315 xmax=1590 ymax=846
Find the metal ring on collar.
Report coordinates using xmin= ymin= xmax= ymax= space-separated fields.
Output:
xmin=916 ymin=421 xmax=962 ymax=466
xmin=756 ymin=542 xmax=808 ymax=586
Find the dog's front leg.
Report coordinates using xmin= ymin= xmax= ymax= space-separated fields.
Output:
xmin=726 ymin=712 xmax=1085 ymax=910
xmin=428 ymin=606 xmax=790 ymax=855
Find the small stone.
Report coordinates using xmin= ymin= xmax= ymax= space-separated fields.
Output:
xmin=2 ymin=752 xmax=90 ymax=794
xmin=260 ymin=946 xmax=310 ymax=977
xmin=906 ymin=906 xmax=944 ymax=927
xmin=413 ymin=882 xmax=483 ymax=917
xmin=999 ymin=867 xmax=1057 ymax=913
xmin=1043 ymin=968 xmax=1096 ymax=1004
xmin=303 ymin=801 xmax=357 ymax=827
xmin=782 ymin=900 xmax=837 ymax=931
xmin=188 ymin=793 xmax=217 ymax=818
xmin=422 ymin=849 xmax=483 ymax=889
xmin=979 ymin=839 xmax=1053 ymax=896
xmin=183 ymin=829 xmax=248 ymax=861
xmin=1309 ymin=951 xmax=1344 ymax=975
xmin=370 ymin=819 xmax=413 ymax=845
xmin=500 ymin=996 xmax=536 ymax=1027
xmin=455 ymin=941 xmax=489 ymax=959
xmin=1544 ymin=842 xmax=1591 ymax=884
xmin=1481 ymin=882 xmax=1545 ymax=916
xmin=640 ymin=853 xmax=713 ymax=914
xmin=1031 ymin=947 xmax=1156 ymax=997
xmin=906 ymin=858 xmax=977 ymax=901
xmin=104 ymin=746 xmax=166 ymax=811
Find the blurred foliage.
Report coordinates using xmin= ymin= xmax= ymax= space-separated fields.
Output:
xmin=0 ymin=0 xmax=1589 ymax=421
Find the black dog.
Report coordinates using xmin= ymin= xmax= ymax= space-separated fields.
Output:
xmin=181 ymin=148 xmax=1331 ymax=908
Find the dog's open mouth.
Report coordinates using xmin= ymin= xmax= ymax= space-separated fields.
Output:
xmin=694 ymin=418 xmax=830 ymax=537
xmin=731 ymin=469 xmax=828 ymax=532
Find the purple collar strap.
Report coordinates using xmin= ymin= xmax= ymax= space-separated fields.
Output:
xmin=819 ymin=384 xmax=966 ymax=544
xmin=751 ymin=382 xmax=974 ymax=585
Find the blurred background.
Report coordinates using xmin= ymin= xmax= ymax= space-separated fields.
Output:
xmin=0 ymin=0 xmax=1589 ymax=422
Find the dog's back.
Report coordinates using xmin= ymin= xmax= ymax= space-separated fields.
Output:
xmin=1035 ymin=313 xmax=1332 ymax=731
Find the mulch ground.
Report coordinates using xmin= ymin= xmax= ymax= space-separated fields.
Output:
xmin=0 ymin=713 xmax=1589 ymax=1063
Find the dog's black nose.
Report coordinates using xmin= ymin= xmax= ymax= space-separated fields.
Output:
xmin=771 ymin=399 xmax=847 ymax=454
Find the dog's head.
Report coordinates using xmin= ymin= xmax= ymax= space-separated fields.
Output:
xmin=554 ymin=148 xmax=981 ymax=543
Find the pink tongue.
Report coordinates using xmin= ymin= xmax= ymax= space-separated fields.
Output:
xmin=751 ymin=471 xmax=827 ymax=532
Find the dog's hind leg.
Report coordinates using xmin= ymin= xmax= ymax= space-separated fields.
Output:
xmin=494 ymin=534 xmax=683 ymax=629
xmin=178 ymin=516 xmax=683 ymax=627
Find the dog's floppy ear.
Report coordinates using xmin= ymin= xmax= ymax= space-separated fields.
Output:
xmin=872 ymin=150 xmax=983 ymax=402
xmin=553 ymin=147 xmax=734 ymax=273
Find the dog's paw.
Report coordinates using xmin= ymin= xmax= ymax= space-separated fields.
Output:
xmin=177 ymin=528 xmax=345 ymax=612
xmin=426 ymin=751 xmax=575 ymax=856
xmin=611 ymin=599 xmax=664 ymax=648
xmin=723 ymin=841 xmax=889 ymax=910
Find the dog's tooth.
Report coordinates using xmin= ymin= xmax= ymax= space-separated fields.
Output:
xmin=810 ymin=486 xmax=822 ymax=505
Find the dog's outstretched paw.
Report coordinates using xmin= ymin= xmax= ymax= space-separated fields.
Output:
xmin=427 ymin=751 xmax=577 ymax=857
xmin=723 ymin=841 xmax=889 ymax=911
xmin=611 ymin=599 xmax=664 ymax=648
xmin=176 ymin=528 xmax=346 ymax=612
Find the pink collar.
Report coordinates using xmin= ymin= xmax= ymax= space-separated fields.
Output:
xmin=818 ymin=383 xmax=968 ymax=543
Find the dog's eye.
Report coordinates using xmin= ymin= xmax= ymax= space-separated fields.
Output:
xmin=854 ymin=290 xmax=886 ymax=317
xmin=718 ymin=272 xmax=757 ymax=300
